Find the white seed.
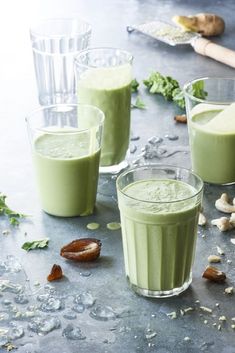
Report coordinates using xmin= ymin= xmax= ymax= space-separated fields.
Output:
xmin=216 ymin=246 xmax=225 ymax=255
xmin=166 ymin=311 xmax=177 ymax=319
xmin=200 ymin=306 xmax=212 ymax=313
xmin=208 ymin=255 xmax=221 ymax=263
xmin=224 ymin=287 xmax=234 ymax=295
xmin=86 ymin=222 xmax=100 ymax=230
xmin=219 ymin=316 xmax=226 ymax=322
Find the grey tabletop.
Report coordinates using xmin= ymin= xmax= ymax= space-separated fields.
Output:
xmin=1 ymin=0 xmax=235 ymax=352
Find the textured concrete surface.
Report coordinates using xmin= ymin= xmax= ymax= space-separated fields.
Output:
xmin=1 ymin=0 xmax=235 ymax=352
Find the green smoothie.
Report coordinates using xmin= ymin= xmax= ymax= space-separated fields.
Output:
xmin=77 ymin=64 xmax=132 ymax=166
xmin=117 ymin=179 xmax=200 ymax=293
xmin=33 ymin=132 xmax=100 ymax=217
xmin=189 ymin=103 xmax=235 ymax=184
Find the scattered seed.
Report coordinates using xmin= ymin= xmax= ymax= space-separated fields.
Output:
xmin=87 ymin=223 xmax=100 ymax=230
xmin=145 ymin=332 xmax=157 ymax=339
xmin=219 ymin=316 xmax=226 ymax=322
xmin=184 ymin=337 xmax=191 ymax=342
xmin=217 ymin=324 xmax=222 ymax=331
xmin=2 ymin=229 xmax=10 ymax=235
xmin=106 ymin=222 xmax=121 ymax=230
xmin=195 ymin=300 xmax=200 ymax=304
xmin=167 ymin=311 xmax=177 ymax=319
xmin=224 ymin=287 xmax=234 ymax=295
xmin=216 ymin=246 xmax=225 ymax=255
xmin=34 ymin=281 xmax=40 ymax=287
xmin=230 ymin=239 xmax=235 ymax=245
xmin=215 ymin=303 xmax=220 ymax=307
xmin=231 ymin=325 xmax=235 ymax=330
xmin=213 ymin=323 xmax=217 ymax=327
xmin=227 ymin=259 xmax=232 ymax=264
xmin=200 ymin=306 xmax=212 ymax=314
xmin=208 ymin=255 xmax=221 ymax=263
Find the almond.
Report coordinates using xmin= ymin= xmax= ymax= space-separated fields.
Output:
xmin=60 ymin=238 xmax=101 ymax=262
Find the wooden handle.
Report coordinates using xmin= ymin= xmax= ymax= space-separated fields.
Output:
xmin=192 ymin=37 xmax=235 ymax=68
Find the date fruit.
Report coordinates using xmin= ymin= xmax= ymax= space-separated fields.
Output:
xmin=60 ymin=238 xmax=101 ymax=262
xmin=202 ymin=265 xmax=226 ymax=283
xmin=47 ymin=264 xmax=63 ymax=282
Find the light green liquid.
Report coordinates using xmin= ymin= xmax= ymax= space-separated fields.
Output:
xmin=33 ymin=133 xmax=100 ymax=217
xmin=189 ymin=104 xmax=235 ymax=184
xmin=77 ymin=65 xmax=132 ymax=166
xmin=118 ymin=179 xmax=200 ymax=292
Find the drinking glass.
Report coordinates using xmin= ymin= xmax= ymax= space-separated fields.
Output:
xmin=184 ymin=77 xmax=235 ymax=184
xmin=30 ymin=18 xmax=91 ymax=105
xmin=26 ymin=104 xmax=104 ymax=217
xmin=117 ymin=164 xmax=203 ymax=298
xmin=75 ymin=47 xmax=133 ymax=174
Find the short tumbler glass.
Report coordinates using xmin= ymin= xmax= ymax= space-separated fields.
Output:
xmin=26 ymin=104 xmax=104 ymax=217
xmin=117 ymin=165 xmax=203 ymax=298
xmin=30 ymin=18 xmax=91 ymax=105
xmin=184 ymin=77 xmax=235 ymax=184
xmin=75 ymin=47 xmax=133 ymax=174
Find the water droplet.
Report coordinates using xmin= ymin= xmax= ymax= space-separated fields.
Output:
xmin=106 ymin=222 xmax=121 ymax=231
xmin=3 ymin=299 xmax=12 ymax=306
xmin=130 ymin=145 xmax=137 ymax=154
xmin=74 ymin=291 xmax=95 ymax=308
xmin=86 ymin=222 xmax=100 ymax=230
xmin=130 ymin=135 xmax=140 ymax=141
xmin=165 ymin=134 xmax=179 ymax=141
xmin=63 ymin=311 xmax=77 ymax=320
xmin=148 ymin=136 xmax=163 ymax=145
xmin=0 ymin=336 xmax=8 ymax=347
xmin=8 ymin=323 xmax=24 ymax=340
xmin=28 ymin=316 xmax=61 ymax=335
xmin=79 ymin=271 xmax=91 ymax=277
xmin=72 ymin=304 xmax=85 ymax=313
xmin=14 ymin=294 xmax=29 ymax=305
xmin=62 ymin=324 xmax=86 ymax=340
xmin=89 ymin=305 xmax=116 ymax=321
xmin=39 ymin=297 xmax=62 ymax=312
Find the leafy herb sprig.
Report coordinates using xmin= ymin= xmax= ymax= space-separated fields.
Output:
xmin=143 ymin=72 xmax=207 ymax=109
xmin=21 ymin=238 xmax=49 ymax=251
xmin=0 ymin=193 xmax=26 ymax=226
xmin=131 ymin=79 xmax=146 ymax=109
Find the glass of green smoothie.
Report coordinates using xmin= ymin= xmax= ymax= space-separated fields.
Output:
xmin=26 ymin=104 xmax=104 ymax=217
xmin=184 ymin=77 xmax=235 ymax=184
xmin=75 ymin=47 xmax=133 ymax=174
xmin=117 ymin=165 xmax=203 ymax=298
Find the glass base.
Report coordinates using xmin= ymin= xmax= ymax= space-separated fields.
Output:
xmin=99 ymin=160 xmax=129 ymax=174
xmin=127 ymin=274 xmax=192 ymax=298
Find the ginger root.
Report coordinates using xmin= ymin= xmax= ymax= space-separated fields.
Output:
xmin=172 ymin=13 xmax=225 ymax=37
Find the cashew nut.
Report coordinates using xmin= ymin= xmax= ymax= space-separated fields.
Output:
xmin=198 ymin=212 xmax=207 ymax=226
xmin=211 ymin=217 xmax=234 ymax=231
xmin=215 ymin=193 xmax=235 ymax=213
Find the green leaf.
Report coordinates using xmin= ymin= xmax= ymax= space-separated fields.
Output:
xmin=21 ymin=238 xmax=49 ymax=252
xmin=172 ymin=87 xmax=185 ymax=109
xmin=143 ymin=71 xmax=207 ymax=110
xmin=0 ymin=193 xmax=26 ymax=226
xmin=9 ymin=217 xmax=20 ymax=226
xmin=189 ymin=81 xmax=208 ymax=100
xmin=131 ymin=96 xmax=146 ymax=109
xmin=131 ymin=79 xmax=139 ymax=93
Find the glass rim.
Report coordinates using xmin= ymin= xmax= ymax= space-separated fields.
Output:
xmin=183 ymin=76 xmax=235 ymax=105
xmin=30 ymin=17 xmax=92 ymax=40
xmin=25 ymin=103 xmax=105 ymax=135
xmin=74 ymin=47 xmax=133 ymax=69
xmin=116 ymin=164 xmax=204 ymax=204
